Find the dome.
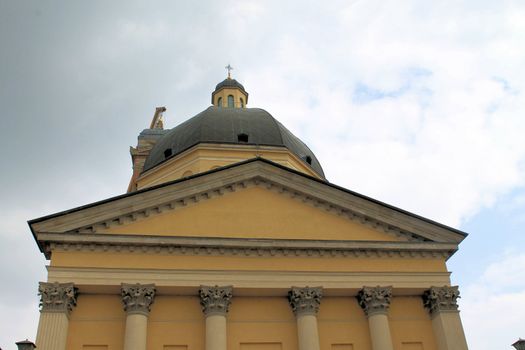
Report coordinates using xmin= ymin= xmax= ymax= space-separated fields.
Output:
xmin=215 ymin=78 xmax=246 ymax=93
xmin=142 ymin=107 xmax=325 ymax=177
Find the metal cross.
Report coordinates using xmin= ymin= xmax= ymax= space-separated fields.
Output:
xmin=225 ymin=64 xmax=233 ymax=78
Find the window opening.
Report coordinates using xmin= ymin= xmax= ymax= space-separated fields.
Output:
xmin=164 ymin=148 xmax=172 ymax=158
xmin=305 ymin=155 xmax=312 ymax=165
xmin=237 ymin=133 xmax=249 ymax=143
xmin=227 ymin=95 xmax=234 ymax=108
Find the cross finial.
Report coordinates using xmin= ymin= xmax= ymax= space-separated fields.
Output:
xmin=225 ymin=64 xmax=233 ymax=79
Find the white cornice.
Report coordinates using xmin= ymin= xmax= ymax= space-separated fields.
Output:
xmin=30 ymin=160 xmax=466 ymax=256
xmin=39 ymin=232 xmax=457 ymax=260
xmin=47 ymin=266 xmax=452 ymax=295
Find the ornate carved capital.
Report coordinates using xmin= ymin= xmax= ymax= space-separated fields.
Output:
xmin=288 ymin=286 xmax=323 ymax=316
xmin=121 ymin=283 xmax=156 ymax=316
xmin=423 ymin=286 xmax=460 ymax=316
xmin=38 ymin=282 xmax=78 ymax=315
xmin=199 ymin=285 xmax=233 ymax=316
xmin=357 ymin=286 xmax=392 ymax=316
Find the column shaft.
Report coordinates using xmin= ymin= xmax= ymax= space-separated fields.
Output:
xmin=123 ymin=313 xmax=149 ymax=350
xmin=121 ymin=283 xmax=156 ymax=350
xmin=368 ymin=313 xmax=394 ymax=350
xmin=199 ymin=285 xmax=233 ymax=350
xmin=297 ymin=314 xmax=321 ymax=350
xmin=205 ymin=314 xmax=227 ymax=350
xmin=423 ymin=286 xmax=468 ymax=350
xmin=35 ymin=282 xmax=77 ymax=350
xmin=431 ymin=312 xmax=468 ymax=350
xmin=35 ymin=312 xmax=69 ymax=350
xmin=357 ymin=286 xmax=394 ymax=350
xmin=288 ymin=287 xmax=322 ymax=350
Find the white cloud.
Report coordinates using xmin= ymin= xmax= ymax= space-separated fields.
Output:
xmin=461 ymin=253 xmax=525 ymax=349
xmin=244 ymin=0 xmax=525 ymax=227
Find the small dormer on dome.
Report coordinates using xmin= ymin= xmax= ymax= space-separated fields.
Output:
xmin=212 ymin=65 xmax=249 ymax=108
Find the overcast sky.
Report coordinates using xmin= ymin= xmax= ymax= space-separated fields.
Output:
xmin=1 ymin=1 xmax=525 ymax=349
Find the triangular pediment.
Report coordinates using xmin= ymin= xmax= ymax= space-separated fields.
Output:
xmin=102 ymin=185 xmax=401 ymax=242
xmin=29 ymin=158 xmax=466 ymax=258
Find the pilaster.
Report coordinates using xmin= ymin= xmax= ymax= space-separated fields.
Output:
xmin=423 ymin=286 xmax=468 ymax=350
xmin=35 ymin=282 xmax=78 ymax=350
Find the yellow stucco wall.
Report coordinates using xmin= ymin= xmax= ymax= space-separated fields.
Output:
xmin=147 ymin=296 xmax=205 ymax=350
xmin=228 ymin=297 xmax=298 ymax=350
xmin=136 ymin=145 xmax=321 ymax=190
xmin=213 ymin=87 xmax=248 ymax=108
xmin=67 ymin=294 xmax=125 ymax=350
xmin=103 ymin=186 xmax=398 ymax=242
xmin=389 ymin=296 xmax=438 ymax=350
xmin=66 ymin=295 xmax=437 ymax=350
xmin=318 ymin=297 xmax=371 ymax=349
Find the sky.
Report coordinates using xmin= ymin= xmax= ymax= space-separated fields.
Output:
xmin=1 ymin=0 xmax=524 ymax=349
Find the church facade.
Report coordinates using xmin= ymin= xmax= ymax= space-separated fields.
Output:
xmin=28 ymin=74 xmax=469 ymax=350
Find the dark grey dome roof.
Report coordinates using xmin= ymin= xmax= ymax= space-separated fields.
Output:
xmin=143 ymin=107 xmax=325 ymax=177
xmin=215 ymin=78 xmax=246 ymax=92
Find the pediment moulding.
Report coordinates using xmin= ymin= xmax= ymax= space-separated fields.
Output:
xmin=30 ymin=160 xmax=466 ymax=253
xmin=40 ymin=233 xmax=456 ymax=260
xmin=68 ymin=178 xmax=424 ymax=243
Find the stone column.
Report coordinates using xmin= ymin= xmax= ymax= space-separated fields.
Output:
xmin=423 ymin=286 xmax=468 ymax=350
xmin=199 ymin=285 xmax=233 ymax=350
xmin=288 ymin=286 xmax=323 ymax=350
xmin=357 ymin=286 xmax=394 ymax=350
xmin=121 ymin=283 xmax=156 ymax=350
xmin=35 ymin=282 xmax=78 ymax=350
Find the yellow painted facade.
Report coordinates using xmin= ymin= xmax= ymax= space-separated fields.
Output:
xmin=64 ymin=295 xmax=439 ymax=350
xmin=103 ymin=186 xmax=399 ymax=242
xmin=212 ymin=87 xmax=248 ymax=108
xmin=137 ymin=145 xmax=322 ymax=190
xmin=29 ymin=76 xmax=468 ymax=350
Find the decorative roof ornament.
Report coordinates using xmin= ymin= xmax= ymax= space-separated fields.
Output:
xmin=225 ymin=64 xmax=233 ymax=79
xmin=149 ymin=107 xmax=166 ymax=130
xmin=512 ymin=339 xmax=525 ymax=350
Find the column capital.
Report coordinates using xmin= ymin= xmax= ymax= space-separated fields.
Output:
xmin=357 ymin=286 xmax=392 ymax=316
xmin=199 ymin=285 xmax=233 ymax=317
xmin=121 ymin=283 xmax=156 ymax=316
xmin=288 ymin=286 xmax=323 ymax=316
xmin=423 ymin=286 xmax=460 ymax=316
xmin=38 ymin=282 xmax=78 ymax=315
